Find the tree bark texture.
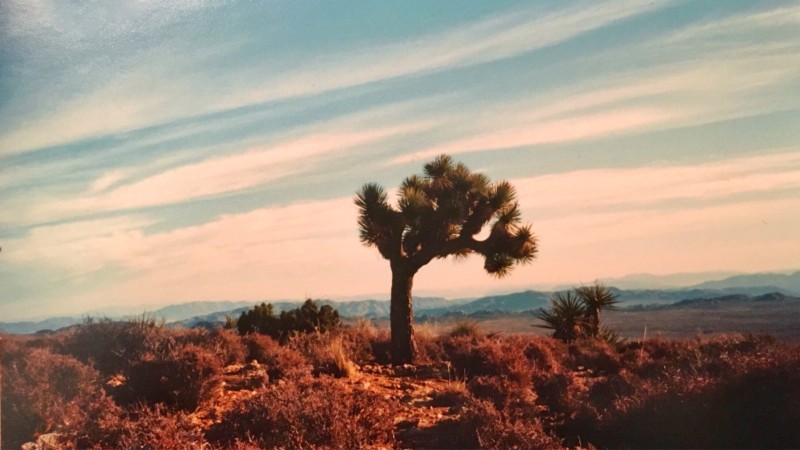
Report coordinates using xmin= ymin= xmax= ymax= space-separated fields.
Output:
xmin=390 ymin=268 xmax=417 ymax=364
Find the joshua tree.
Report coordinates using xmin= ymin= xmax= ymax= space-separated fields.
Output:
xmin=355 ymin=154 xmax=538 ymax=364
xmin=536 ymin=291 xmax=586 ymax=343
xmin=575 ymin=282 xmax=619 ymax=337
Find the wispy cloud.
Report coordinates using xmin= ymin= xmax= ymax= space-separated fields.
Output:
xmin=393 ymin=7 xmax=800 ymax=163
xmin=513 ymin=151 xmax=800 ymax=216
xmin=3 ymin=196 xmax=386 ymax=317
xmin=216 ymin=0 xmax=670 ymax=110
xmin=2 ymin=96 xmax=440 ymax=226
xmin=394 ymin=107 xmax=675 ymax=164
xmin=7 ymin=150 xmax=799 ymax=317
xmin=0 ymin=0 xmax=667 ymax=156
xmin=16 ymin=125 xmax=412 ymax=224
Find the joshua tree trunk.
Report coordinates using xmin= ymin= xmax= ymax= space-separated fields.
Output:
xmin=390 ymin=265 xmax=417 ymax=364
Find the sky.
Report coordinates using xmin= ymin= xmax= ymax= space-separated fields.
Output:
xmin=1 ymin=1 xmax=800 ymax=321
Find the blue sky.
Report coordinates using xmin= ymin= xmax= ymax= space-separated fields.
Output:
xmin=1 ymin=1 xmax=799 ymax=320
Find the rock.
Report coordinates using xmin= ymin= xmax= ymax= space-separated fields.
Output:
xmin=21 ymin=432 xmax=62 ymax=450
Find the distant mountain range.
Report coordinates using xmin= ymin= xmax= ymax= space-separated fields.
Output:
xmin=2 ymin=270 xmax=798 ymax=334
xmin=689 ymin=271 xmax=800 ymax=292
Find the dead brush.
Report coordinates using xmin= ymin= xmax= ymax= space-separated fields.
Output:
xmin=242 ymin=333 xmax=311 ymax=380
xmin=113 ymin=404 xmax=208 ymax=450
xmin=325 ymin=333 xmax=359 ymax=378
xmin=414 ymin=321 xmax=447 ymax=364
xmin=460 ymin=398 xmax=563 ymax=450
xmin=287 ymin=330 xmax=358 ymax=378
xmin=206 ymin=376 xmax=398 ymax=449
xmin=448 ymin=320 xmax=483 ymax=338
xmin=338 ymin=318 xmax=380 ymax=365
xmin=431 ymin=362 xmax=471 ymax=408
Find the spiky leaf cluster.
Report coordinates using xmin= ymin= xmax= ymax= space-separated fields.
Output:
xmin=355 ymin=154 xmax=537 ymax=276
xmin=536 ymin=283 xmax=623 ymax=344
xmin=535 ymin=291 xmax=586 ymax=343
xmin=575 ymin=283 xmax=620 ymax=312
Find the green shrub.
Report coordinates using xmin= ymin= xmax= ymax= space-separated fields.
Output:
xmin=236 ymin=299 xmax=340 ymax=341
xmin=236 ymin=302 xmax=278 ymax=336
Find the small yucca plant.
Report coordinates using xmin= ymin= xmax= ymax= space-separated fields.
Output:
xmin=537 ymin=283 xmax=623 ymax=343
xmin=576 ymin=282 xmax=620 ymax=337
xmin=536 ymin=291 xmax=587 ymax=343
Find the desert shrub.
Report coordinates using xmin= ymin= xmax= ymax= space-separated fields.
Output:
xmin=242 ymin=331 xmax=280 ymax=361
xmin=117 ymin=343 xmax=223 ymax=411
xmin=242 ymin=333 xmax=311 ymax=380
xmin=522 ymin=337 xmax=564 ymax=375
xmin=60 ymin=316 xmax=174 ymax=375
xmin=413 ymin=322 xmax=447 ymax=365
xmin=584 ymin=369 xmax=637 ymax=411
xmin=595 ymin=357 xmax=800 ymax=449
xmin=459 ymin=399 xmax=563 ymax=450
xmin=370 ymin=328 xmax=393 ymax=364
xmin=448 ymin=320 xmax=483 ymax=338
xmin=207 ymin=376 xmax=397 ymax=449
xmin=224 ymin=441 xmax=264 ymax=450
xmin=532 ymin=371 xmax=584 ymax=420
xmin=566 ymin=339 xmax=623 ymax=375
xmin=1 ymin=347 xmax=119 ymax=449
xmin=338 ymin=318 xmax=380 ymax=365
xmin=60 ymin=393 xmax=123 ymax=450
xmin=548 ymin=335 xmax=800 ymax=448
xmin=443 ymin=335 xmax=534 ymax=386
xmin=431 ymin=378 xmax=472 ymax=409
xmin=111 ymin=404 xmax=208 ymax=450
xmin=177 ymin=327 xmax=247 ymax=365
xmin=625 ymin=334 xmax=778 ymax=382
xmin=467 ymin=375 xmax=539 ymax=410
xmin=440 ymin=334 xmax=484 ymax=376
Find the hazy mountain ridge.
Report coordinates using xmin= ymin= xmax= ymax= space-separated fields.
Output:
xmin=689 ymin=271 xmax=800 ymax=293
xmin=612 ymin=286 xmax=799 ymax=305
xmin=670 ymin=292 xmax=800 ymax=308
xmin=177 ymin=287 xmax=800 ymax=328
xmin=149 ymin=300 xmax=257 ymax=322
xmin=4 ymin=271 xmax=799 ymax=334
